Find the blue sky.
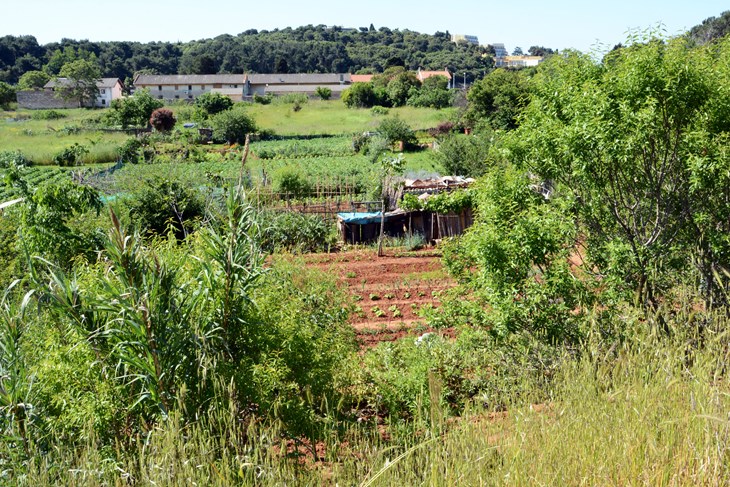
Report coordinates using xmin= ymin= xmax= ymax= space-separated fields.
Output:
xmin=4 ymin=1 xmax=728 ymax=53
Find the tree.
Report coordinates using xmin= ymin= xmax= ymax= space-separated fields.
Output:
xmin=17 ymin=70 xmax=49 ymax=90
xmin=0 ymin=82 xmax=15 ymax=109
xmin=466 ymin=68 xmax=531 ymax=131
xmin=194 ymin=92 xmax=233 ymax=115
xmin=512 ymin=46 xmax=523 ymax=56
xmin=512 ymin=37 xmax=730 ymax=309
xmin=106 ymin=89 xmax=163 ymax=128
xmin=377 ymin=116 xmax=417 ymax=149
xmin=342 ymin=82 xmax=376 ymax=108
xmin=129 ymin=178 xmax=204 ymax=239
xmin=434 ymin=133 xmax=494 ymax=177
xmin=56 ymin=59 xmax=101 ymax=107
xmin=386 ymin=71 xmax=420 ymax=107
xmin=527 ymin=46 xmax=555 ymax=57
xmin=149 ymin=108 xmax=176 ymax=132
xmin=210 ymin=108 xmax=257 ymax=145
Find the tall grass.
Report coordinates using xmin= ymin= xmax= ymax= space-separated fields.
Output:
xmin=13 ymin=305 xmax=730 ymax=485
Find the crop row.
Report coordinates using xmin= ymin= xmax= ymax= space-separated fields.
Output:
xmin=251 ymin=136 xmax=355 ymax=160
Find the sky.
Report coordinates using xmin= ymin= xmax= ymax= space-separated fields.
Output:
xmin=4 ymin=0 xmax=728 ymax=54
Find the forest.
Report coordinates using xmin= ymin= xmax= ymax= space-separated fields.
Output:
xmin=0 ymin=25 xmax=494 ymax=87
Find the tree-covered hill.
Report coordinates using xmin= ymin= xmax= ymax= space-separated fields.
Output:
xmin=688 ymin=10 xmax=730 ymax=44
xmin=0 ymin=25 xmax=493 ymax=86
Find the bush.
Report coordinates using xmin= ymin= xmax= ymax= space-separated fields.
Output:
xmin=434 ymin=133 xmax=494 ymax=177
xmin=0 ymin=150 xmax=30 ymax=169
xmin=53 ymin=143 xmax=89 ymax=167
xmin=342 ymin=82 xmax=376 ymax=108
xmin=128 ymin=178 xmax=205 ymax=238
xmin=253 ymin=93 xmax=273 ymax=104
xmin=377 ymin=117 xmax=417 ymax=149
xmin=194 ymin=92 xmax=234 ymax=115
xmin=370 ymin=105 xmax=389 ymax=116
xmin=260 ymin=211 xmax=336 ymax=253
xmin=30 ymin=110 xmax=66 ymax=120
xmin=149 ymin=108 xmax=176 ymax=132
xmin=274 ymin=166 xmax=312 ymax=199
xmin=210 ymin=108 xmax=257 ymax=145
xmin=315 ymin=86 xmax=332 ymax=100
xmin=105 ymin=89 xmax=164 ymax=128
xmin=117 ymin=138 xmax=143 ymax=163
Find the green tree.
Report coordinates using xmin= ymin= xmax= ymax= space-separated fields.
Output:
xmin=512 ymin=37 xmax=730 ymax=309
xmin=106 ymin=89 xmax=163 ymax=128
xmin=434 ymin=133 xmax=494 ymax=177
xmin=0 ymin=82 xmax=15 ymax=110
xmin=17 ymin=70 xmax=49 ymax=90
xmin=194 ymin=92 xmax=233 ymax=116
xmin=342 ymin=82 xmax=376 ymax=108
xmin=466 ymin=68 xmax=531 ymax=131
xmin=377 ymin=116 xmax=417 ymax=149
xmin=56 ymin=59 xmax=102 ymax=107
xmin=210 ymin=108 xmax=257 ymax=145
xmin=128 ymin=178 xmax=204 ymax=239
xmin=386 ymin=71 xmax=421 ymax=107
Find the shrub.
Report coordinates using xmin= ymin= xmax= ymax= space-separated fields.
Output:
xmin=260 ymin=211 xmax=336 ymax=253
xmin=274 ymin=166 xmax=312 ymax=199
xmin=149 ymin=108 xmax=176 ymax=132
xmin=128 ymin=178 xmax=205 ymax=238
xmin=253 ymin=93 xmax=273 ymax=104
xmin=30 ymin=110 xmax=66 ymax=120
xmin=0 ymin=150 xmax=30 ymax=169
xmin=342 ymin=82 xmax=376 ymax=108
xmin=210 ymin=108 xmax=257 ymax=145
xmin=117 ymin=138 xmax=143 ymax=164
xmin=370 ymin=105 xmax=389 ymax=116
xmin=377 ymin=117 xmax=417 ymax=149
xmin=434 ymin=133 xmax=494 ymax=177
xmin=315 ymin=86 xmax=332 ymax=100
xmin=53 ymin=143 xmax=89 ymax=167
xmin=194 ymin=92 xmax=234 ymax=115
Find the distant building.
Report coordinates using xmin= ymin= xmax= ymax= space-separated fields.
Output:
xmin=492 ymin=43 xmax=509 ymax=59
xmin=132 ymin=73 xmax=352 ymax=101
xmin=497 ymin=55 xmax=544 ymax=68
xmin=451 ymin=34 xmax=480 ymax=46
xmin=17 ymin=77 xmax=124 ymax=109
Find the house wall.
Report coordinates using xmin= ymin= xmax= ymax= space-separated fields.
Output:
xmin=140 ymin=82 xmax=243 ymax=102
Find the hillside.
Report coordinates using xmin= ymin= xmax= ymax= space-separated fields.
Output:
xmin=0 ymin=26 xmax=493 ymax=86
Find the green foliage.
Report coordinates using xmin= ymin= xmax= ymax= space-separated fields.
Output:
xmin=386 ymin=71 xmax=421 ymax=107
xmin=0 ymin=82 xmax=15 ymax=110
xmin=117 ymin=137 xmax=143 ymax=163
xmin=315 ymin=86 xmax=332 ymax=100
xmin=194 ymin=91 xmax=233 ymax=115
xmin=0 ymin=150 xmax=30 ymax=169
xmin=273 ymin=165 xmax=312 ymax=198
xmin=259 ymin=211 xmax=336 ymax=253
xmin=17 ymin=70 xmax=50 ymax=90
xmin=342 ymin=82 xmax=377 ymax=108
xmin=513 ymin=36 xmax=730 ymax=307
xmin=422 ymin=188 xmax=473 ymax=214
xmin=442 ymin=165 xmax=587 ymax=342
xmin=466 ymin=68 xmax=531 ymax=130
xmin=399 ymin=192 xmax=422 ymax=211
xmin=376 ymin=116 xmax=417 ymax=149
xmin=52 ymin=143 xmax=89 ymax=167
xmin=128 ymin=178 xmax=204 ymax=238
xmin=30 ymin=109 xmax=65 ymax=120
xmin=106 ymin=89 xmax=164 ymax=128
xmin=56 ymin=59 xmax=101 ymax=107
xmin=253 ymin=92 xmax=273 ymax=104
xmin=407 ymin=75 xmax=453 ymax=109
xmin=434 ymin=133 xmax=494 ymax=177
xmin=18 ymin=179 xmax=102 ymax=265
xmin=210 ymin=107 xmax=257 ymax=145
xmin=149 ymin=107 xmax=176 ymax=132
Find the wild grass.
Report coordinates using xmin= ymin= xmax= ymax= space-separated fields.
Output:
xmin=247 ymin=99 xmax=456 ymax=136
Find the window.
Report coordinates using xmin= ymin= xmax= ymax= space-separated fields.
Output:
xmin=174 ymin=85 xmax=179 ymax=90
xmin=101 ymin=99 xmax=105 ymax=105
xmin=100 ymin=89 xmax=106 ymax=94
xmin=188 ymin=95 xmax=193 ymax=99
xmin=158 ymin=95 xmax=163 ymax=99
xmin=188 ymin=85 xmax=192 ymax=91
xmin=158 ymin=85 xmax=162 ymax=91
xmin=175 ymin=95 xmax=179 ymax=99
xmin=201 ymin=85 xmax=205 ymax=90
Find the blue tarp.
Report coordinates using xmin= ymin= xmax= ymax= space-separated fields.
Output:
xmin=337 ymin=212 xmax=383 ymax=225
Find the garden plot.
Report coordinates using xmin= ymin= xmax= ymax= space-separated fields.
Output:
xmin=305 ymin=249 xmax=456 ymax=347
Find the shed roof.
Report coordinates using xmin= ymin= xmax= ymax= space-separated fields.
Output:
xmin=45 ymin=77 xmax=123 ymax=89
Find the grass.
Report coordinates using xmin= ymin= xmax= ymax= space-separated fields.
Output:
xmin=247 ymin=99 xmax=456 ymax=136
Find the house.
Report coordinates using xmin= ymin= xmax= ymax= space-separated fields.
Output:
xmin=132 ymin=73 xmax=353 ymax=101
xmin=43 ymin=78 xmax=125 ymax=107
xmin=17 ymin=77 xmax=125 ymax=109
xmin=451 ymin=34 xmax=480 ymax=46
xmin=496 ymin=55 xmax=544 ymax=68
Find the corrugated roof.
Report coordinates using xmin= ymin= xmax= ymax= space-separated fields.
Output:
xmin=249 ymin=73 xmax=350 ymax=84
xmin=350 ymin=74 xmax=374 ymax=83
